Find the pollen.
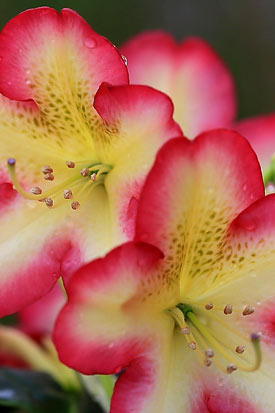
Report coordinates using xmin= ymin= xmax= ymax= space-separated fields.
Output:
xmin=80 ymin=168 xmax=89 ymax=177
xmin=205 ymin=349 xmax=214 ymax=358
xmin=71 ymin=201 xmax=80 ymax=210
xmin=242 ymin=306 xmax=255 ymax=316
xmin=90 ymin=173 xmax=97 ymax=181
xmin=181 ymin=327 xmax=190 ymax=335
xmin=64 ymin=189 xmax=73 ymax=199
xmin=188 ymin=341 xmax=196 ymax=350
xmin=66 ymin=161 xmax=75 ymax=168
xmin=224 ymin=304 xmax=233 ymax=315
xmin=44 ymin=173 xmax=54 ymax=181
xmin=30 ymin=187 xmax=42 ymax=195
xmin=204 ymin=359 xmax=212 ymax=367
xmin=205 ymin=303 xmax=213 ymax=310
xmin=235 ymin=345 xmax=245 ymax=354
xmin=226 ymin=364 xmax=237 ymax=374
xmin=42 ymin=165 xmax=53 ymax=174
xmin=45 ymin=198 xmax=53 ymax=207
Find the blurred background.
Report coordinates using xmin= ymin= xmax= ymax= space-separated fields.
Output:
xmin=0 ymin=0 xmax=274 ymax=120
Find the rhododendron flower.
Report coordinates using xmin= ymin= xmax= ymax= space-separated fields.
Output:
xmin=0 ymin=8 xmax=181 ymax=316
xmin=121 ymin=31 xmax=275 ymax=174
xmin=54 ymin=130 xmax=275 ymax=412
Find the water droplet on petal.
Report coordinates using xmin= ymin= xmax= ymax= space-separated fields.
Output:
xmin=84 ymin=37 xmax=97 ymax=49
xmin=25 ymin=79 xmax=31 ymax=85
xmin=25 ymin=69 xmax=31 ymax=75
xmin=121 ymin=55 xmax=128 ymax=66
xmin=7 ymin=81 xmax=12 ymax=86
xmin=242 ymin=184 xmax=247 ymax=191
xmin=243 ymin=221 xmax=256 ymax=231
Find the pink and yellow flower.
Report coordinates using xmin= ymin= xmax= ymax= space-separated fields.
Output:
xmin=0 ymin=8 xmax=181 ymax=316
xmin=54 ymin=129 xmax=275 ymax=412
xmin=121 ymin=31 xmax=275 ymax=174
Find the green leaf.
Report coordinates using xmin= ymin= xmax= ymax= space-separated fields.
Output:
xmin=0 ymin=367 xmax=73 ymax=413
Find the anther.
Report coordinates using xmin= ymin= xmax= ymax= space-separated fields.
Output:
xmin=80 ymin=168 xmax=89 ymax=177
xmin=71 ymin=201 xmax=80 ymax=210
xmin=45 ymin=198 xmax=53 ymax=208
xmin=235 ymin=345 xmax=245 ymax=354
xmin=30 ymin=187 xmax=42 ymax=195
xmin=188 ymin=341 xmax=196 ymax=350
xmin=44 ymin=173 xmax=54 ymax=181
xmin=204 ymin=359 xmax=212 ymax=367
xmin=205 ymin=349 xmax=214 ymax=358
xmin=66 ymin=161 xmax=75 ymax=168
xmin=226 ymin=364 xmax=237 ymax=374
xmin=90 ymin=173 xmax=97 ymax=181
xmin=64 ymin=189 xmax=73 ymax=199
xmin=42 ymin=165 xmax=53 ymax=174
xmin=181 ymin=327 xmax=190 ymax=335
xmin=242 ymin=306 xmax=255 ymax=316
xmin=224 ymin=304 xmax=233 ymax=315
xmin=205 ymin=303 xmax=213 ymax=310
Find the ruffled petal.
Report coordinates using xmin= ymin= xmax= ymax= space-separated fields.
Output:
xmin=94 ymin=83 xmax=182 ymax=240
xmin=121 ymin=31 xmax=236 ymax=138
xmin=235 ymin=113 xmax=275 ymax=170
xmin=136 ymin=130 xmax=264 ymax=297
xmin=0 ymin=7 xmax=128 ymax=153
xmin=54 ymin=242 xmax=169 ymax=376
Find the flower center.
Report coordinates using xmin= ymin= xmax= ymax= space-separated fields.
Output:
xmin=168 ymin=302 xmax=261 ymax=374
xmin=7 ymin=158 xmax=112 ymax=210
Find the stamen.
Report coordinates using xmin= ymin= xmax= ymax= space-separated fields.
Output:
xmin=226 ymin=364 xmax=237 ymax=374
xmin=205 ymin=303 xmax=213 ymax=310
xmin=64 ymin=189 xmax=73 ymax=199
xmin=204 ymin=359 xmax=212 ymax=367
xmin=44 ymin=173 xmax=54 ymax=181
xmin=242 ymin=306 xmax=255 ymax=316
xmin=42 ymin=165 xmax=53 ymax=174
xmin=205 ymin=349 xmax=214 ymax=358
xmin=235 ymin=345 xmax=245 ymax=354
xmin=71 ymin=201 xmax=80 ymax=210
xmin=45 ymin=198 xmax=53 ymax=208
xmin=30 ymin=187 xmax=42 ymax=195
xmin=66 ymin=161 xmax=75 ymax=168
xmin=80 ymin=168 xmax=90 ymax=177
xmin=224 ymin=304 xmax=233 ymax=315
xmin=186 ymin=310 xmax=262 ymax=373
xmin=90 ymin=173 xmax=97 ymax=181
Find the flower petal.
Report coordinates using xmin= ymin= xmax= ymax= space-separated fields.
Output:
xmin=121 ymin=31 xmax=236 ymax=138
xmin=54 ymin=241 xmax=168 ymax=376
xmin=18 ymin=282 xmax=65 ymax=340
xmin=0 ymin=195 xmax=72 ymax=316
xmin=135 ymin=130 xmax=264 ymax=297
xmin=235 ymin=113 xmax=275 ymax=170
xmin=94 ymin=83 xmax=182 ymax=240
xmin=0 ymin=7 xmax=128 ymax=153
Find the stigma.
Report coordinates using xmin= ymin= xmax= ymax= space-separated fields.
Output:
xmin=168 ymin=302 xmax=261 ymax=375
xmin=7 ymin=158 xmax=112 ymax=210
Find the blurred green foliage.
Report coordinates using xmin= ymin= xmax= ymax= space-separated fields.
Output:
xmin=0 ymin=0 xmax=275 ymax=119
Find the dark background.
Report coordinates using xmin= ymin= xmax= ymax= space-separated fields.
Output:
xmin=0 ymin=0 xmax=274 ymax=119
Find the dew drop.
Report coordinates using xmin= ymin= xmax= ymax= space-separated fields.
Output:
xmin=7 ymin=81 xmax=12 ymax=86
xmin=25 ymin=79 xmax=31 ymax=85
xmin=121 ymin=55 xmax=128 ymax=66
xmin=242 ymin=184 xmax=247 ymax=191
xmin=84 ymin=37 xmax=97 ymax=49
xmin=25 ymin=69 xmax=31 ymax=75
xmin=243 ymin=221 xmax=256 ymax=231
